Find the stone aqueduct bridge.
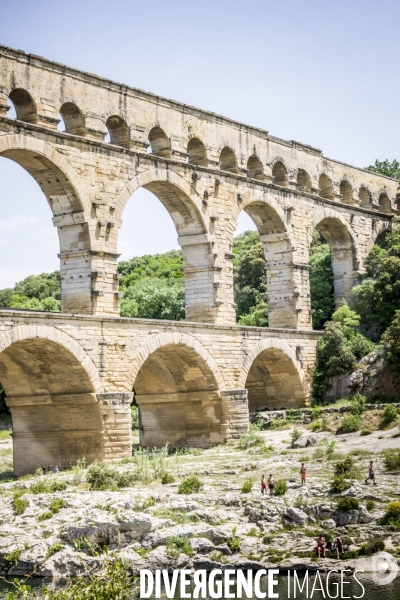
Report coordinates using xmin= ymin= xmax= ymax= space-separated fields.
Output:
xmin=0 ymin=46 xmax=397 ymax=474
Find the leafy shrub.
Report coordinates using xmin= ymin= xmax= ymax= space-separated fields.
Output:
xmin=334 ymin=456 xmax=356 ymax=476
xmin=381 ymin=404 xmax=398 ymax=426
xmin=311 ymin=419 xmax=322 ymax=432
xmin=359 ymin=539 xmax=385 ymax=555
xmin=347 ymin=333 xmax=375 ymax=360
xmin=86 ymin=462 xmax=135 ymax=490
xmin=50 ymin=498 xmax=65 ymax=514
xmin=12 ymin=491 xmax=28 ymax=516
xmin=46 ymin=543 xmax=63 ymax=558
xmin=178 ymin=476 xmax=202 ymax=494
xmin=274 ymin=479 xmax=288 ymax=496
xmin=227 ymin=528 xmax=241 ymax=552
xmin=336 ymin=415 xmax=361 ymax=434
xmin=3 ymin=548 xmax=22 ymax=570
xmin=313 ymin=447 xmax=325 ymax=459
xmin=239 ymin=431 xmax=264 ymax=449
xmin=311 ymin=406 xmax=322 ymax=421
xmin=5 ymin=556 xmax=131 ymax=597
xmin=38 ymin=511 xmax=54 ymax=521
xmin=161 ymin=473 xmax=175 ymax=484
xmin=379 ymin=501 xmax=400 ymax=527
xmin=366 ymin=499 xmax=375 ymax=512
xmin=383 ymin=449 xmax=400 ymax=471
xmin=349 ymin=393 xmax=366 ymax=416
xmin=166 ymin=536 xmax=193 ymax=558
xmin=382 ymin=309 xmax=400 ymax=361
xmin=241 ymin=479 xmax=253 ymax=493
xmin=330 ymin=476 xmax=351 ymax=493
xmin=30 ymin=479 xmax=67 ymax=494
xmin=291 ymin=428 xmax=302 ymax=446
xmin=336 ymin=498 xmax=360 ymax=511
xmin=325 ymin=440 xmax=337 ymax=460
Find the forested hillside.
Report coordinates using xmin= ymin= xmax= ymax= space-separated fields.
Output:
xmin=0 ymin=230 xmax=334 ymax=328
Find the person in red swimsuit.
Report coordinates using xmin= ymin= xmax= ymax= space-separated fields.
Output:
xmin=261 ymin=475 xmax=267 ymax=495
xmin=300 ymin=462 xmax=307 ymax=486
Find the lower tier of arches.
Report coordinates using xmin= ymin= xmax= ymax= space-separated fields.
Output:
xmin=0 ymin=321 xmax=312 ymax=475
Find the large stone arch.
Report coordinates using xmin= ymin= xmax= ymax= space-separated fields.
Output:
xmin=0 ymin=325 xmax=103 ymax=475
xmin=0 ymin=133 xmax=91 ymax=215
xmin=307 ymin=208 xmax=360 ymax=306
xmin=129 ymin=332 xmax=229 ymax=448
xmin=239 ymin=338 xmax=307 ymax=411
xmin=114 ymin=169 xmax=219 ymax=322
xmin=0 ymin=134 xmax=96 ymax=314
xmin=232 ymin=191 xmax=302 ymax=329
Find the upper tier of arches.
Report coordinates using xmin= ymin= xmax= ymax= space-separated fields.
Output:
xmin=2 ymin=83 xmax=397 ymax=215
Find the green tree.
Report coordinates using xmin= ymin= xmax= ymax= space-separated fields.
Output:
xmin=381 ymin=310 xmax=400 ymax=362
xmin=120 ymin=278 xmax=185 ymax=320
xmin=234 ymin=243 xmax=267 ymax=319
xmin=309 ymin=230 xmax=334 ymax=329
xmin=238 ymin=301 xmax=268 ymax=326
xmin=366 ymin=159 xmax=400 ymax=180
xmin=13 ymin=272 xmax=60 ymax=300
xmin=118 ymin=250 xmax=183 ymax=286
xmin=352 ymin=217 xmax=400 ymax=334
xmin=313 ymin=302 xmax=374 ymax=400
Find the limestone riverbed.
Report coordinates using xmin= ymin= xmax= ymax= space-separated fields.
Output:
xmin=0 ymin=423 xmax=400 ymax=578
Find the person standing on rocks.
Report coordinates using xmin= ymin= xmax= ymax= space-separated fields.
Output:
xmin=300 ymin=462 xmax=307 ymax=486
xmin=261 ymin=475 xmax=267 ymax=495
xmin=365 ymin=461 xmax=376 ymax=485
xmin=268 ymin=474 xmax=275 ymax=496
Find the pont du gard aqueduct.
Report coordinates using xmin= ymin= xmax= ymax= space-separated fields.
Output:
xmin=0 ymin=46 xmax=398 ymax=475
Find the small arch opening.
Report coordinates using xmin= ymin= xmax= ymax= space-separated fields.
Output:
xmin=359 ymin=187 xmax=372 ymax=208
xmin=272 ymin=161 xmax=288 ymax=187
xmin=219 ymin=147 xmax=238 ymax=173
xmin=148 ymin=127 xmax=171 ymax=158
xmin=340 ymin=180 xmax=355 ymax=205
xmin=106 ymin=115 xmax=130 ymax=148
xmin=58 ymin=102 xmax=86 ymax=136
xmin=187 ymin=138 xmax=208 ymax=166
xmin=319 ymin=174 xmax=334 ymax=200
xmin=247 ymin=155 xmax=264 ymax=180
xmin=8 ymin=89 xmax=37 ymax=124
xmin=297 ymin=169 xmax=312 ymax=192
xmin=378 ymin=193 xmax=391 ymax=214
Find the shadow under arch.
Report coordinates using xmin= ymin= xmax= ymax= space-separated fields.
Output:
xmin=239 ymin=338 xmax=307 ymax=411
xmin=307 ymin=208 xmax=359 ymax=306
xmin=233 ymin=191 xmax=299 ymax=329
xmin=130 ymin=333 xmax=227 ymax=448
xmin=114 ymin=169 xmax=219 ymax=322
xmin=0 ymin=325 xmax=103 ymax=476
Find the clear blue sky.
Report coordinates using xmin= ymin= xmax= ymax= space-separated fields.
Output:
xmin=0 ymin=0 xmax=399 ymax=287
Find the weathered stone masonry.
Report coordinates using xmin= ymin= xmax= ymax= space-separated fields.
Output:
xmin=0 ymin=311 xmax=319 ymax=475
xmin=0 ymin=46 xmax=397 ymax=474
